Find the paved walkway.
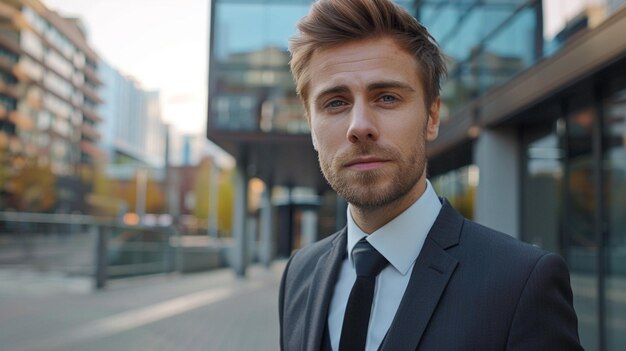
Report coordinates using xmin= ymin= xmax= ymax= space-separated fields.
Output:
xmin=0 ymin=262 xmax=285 ymax=351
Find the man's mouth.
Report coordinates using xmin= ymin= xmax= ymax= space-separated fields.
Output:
xmin=344 ymin=157 xmax=389 ymax=171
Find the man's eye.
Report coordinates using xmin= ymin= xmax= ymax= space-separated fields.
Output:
xmin=326 ymin=100 xmax=346 ymax=109
xmin=379 ymin=95 xmax=397 ymax=103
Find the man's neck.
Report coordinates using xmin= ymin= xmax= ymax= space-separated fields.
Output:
xmin=350 ymin=178 xmax=427 ymax=234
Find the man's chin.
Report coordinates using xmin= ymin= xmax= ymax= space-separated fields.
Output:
xmin=341 ymin=168 xmax=389 ymax=183
xmin=337 ymin=186 xmax=396 ymax=208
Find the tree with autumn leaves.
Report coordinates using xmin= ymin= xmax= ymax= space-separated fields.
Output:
xmin=192 ymin=157 xmax=233 ymax=235
xmin=88 ymin=157 xmax=234 ymax=234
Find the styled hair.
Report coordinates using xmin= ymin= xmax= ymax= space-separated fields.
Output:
xmin=289 ymin=0 xmax=446 ymax=116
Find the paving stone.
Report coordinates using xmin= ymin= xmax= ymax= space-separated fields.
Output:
xmin=0 ymin=262 xmax=284 ymax=351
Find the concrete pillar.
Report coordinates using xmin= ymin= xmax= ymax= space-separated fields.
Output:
xmin=208 ymin=160 xmax=219 ymax=238
xmin=247 ymin=216 xmax=257 ymax=264
xmin=474 ymin=128 xmax=520 ymax=238
xmin=135 ymin=168 xmax=148 ymax=221
xmin=300 ymin=209 xmax=318 ymax=247
xmin=232 ymin=165 xmax=248 ymax=277
xmin=259 ymin=188 xmax=273 ymax=267
xmin=167 ymin=168 xmax=180 ymax=219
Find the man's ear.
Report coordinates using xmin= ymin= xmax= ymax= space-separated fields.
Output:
xmin=426 ymin=97 xmax=441 ymax=141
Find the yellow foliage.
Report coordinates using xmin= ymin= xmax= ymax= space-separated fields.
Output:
xmin=192 ymin=159 xmax=234 ymax=234
xmin=10 ymin=163 xmax=56 ymax=212
xmin=218 ymin=169 xmax=234 ymax=233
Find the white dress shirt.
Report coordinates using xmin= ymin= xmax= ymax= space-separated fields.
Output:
xmin=327 ymin=180 xmax=442 ymax=351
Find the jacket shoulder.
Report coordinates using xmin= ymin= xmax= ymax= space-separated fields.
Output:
xmin=460 ymin=219 xmax=548 ymax=261
xmin=287 ymin=229 xmax=343 ymax=276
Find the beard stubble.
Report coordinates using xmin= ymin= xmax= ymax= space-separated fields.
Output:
xmin=318 ymin=134 xmax=427 ymax=209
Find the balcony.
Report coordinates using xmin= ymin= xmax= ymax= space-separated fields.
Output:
xmin=8 ymin=111 xmax=33 ymax=131
xmin=79 ymin=140 xmax=107 ymax=161
xmin=80 ymin=104 xmax=103 ymax=123
xmin=79 ymin=122 xmax=101 ymax=142
xmin=80 ymin=83 xmax=103 ymax=104
xmin=82 ymin=64 xmax=102 ymax=86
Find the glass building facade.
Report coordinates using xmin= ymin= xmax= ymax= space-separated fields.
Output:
xmin=421 ymin=1 xmax=626 ymax=350
xmin=519 ymin=73 xmax=626 ymax=351
xmin=209 ymin=0 xmax=311 ymax=135
xmin=418 ymin=0 xmax=542 ymax=118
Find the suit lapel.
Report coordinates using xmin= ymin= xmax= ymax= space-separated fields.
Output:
xmin=303 ymin=229 xmax=347 ymax=351
xmin=380 ymin=201 xmax=463 ymax=351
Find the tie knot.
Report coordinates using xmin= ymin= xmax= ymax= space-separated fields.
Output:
xmin=352 ymin=238 xmax=388 ymax=277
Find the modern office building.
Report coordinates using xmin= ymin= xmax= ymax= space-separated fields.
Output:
xmin=208 ymin=0 xmax=330 ymax=269
xmin=207 ymin=1 xmax=626 ymax=349
xmin=98 ymin=62 xmax=166 ymax=168
xmin=0 ymin=0 xmax=104 ymax=212
xmin=419 ymin=1 xmax=626 ymax=350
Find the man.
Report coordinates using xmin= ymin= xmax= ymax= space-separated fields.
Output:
xmin=279 ymin=0 xmax=582 ymax=350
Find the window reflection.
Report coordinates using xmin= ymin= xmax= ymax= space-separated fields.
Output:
xmin=210 ymin=1 xmax=310 ymax=134
xmin=603 ymin=87 xmax=626 ymax=350
xmin=419 ymin=1 xmax=538 ymax=119
xmin=523 ymin=128 xmax=563 ymax=254
xmin=567 ymin=107 xmax=600 ymax=351
xmin=431 ymin=165 xmax=479 ymax=220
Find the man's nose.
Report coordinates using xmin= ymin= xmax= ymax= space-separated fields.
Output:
xmin=346 ymin=102 xmax=379 ymax=143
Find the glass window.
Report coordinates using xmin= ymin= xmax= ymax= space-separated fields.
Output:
xmin=603 ymin=87 xmax=626 ymax=350
xmin=480 ymin=6 xmax=536 ymax=92
xmin=210 ymin=0 xmax=312 ymax=134
xmin=523 ymin=123 xmax=564 ymax=253
xmin=19 ymin=56 xmax=44 ymax=81
xmin=566 ymin=106 xmax=599 ymax=351
xmin=20 ymin=30 xmax=44 ymax=60
xmin=419 ymin=1 xmax=539 ymax=116
xmin=0 ymin=47 xmax=19 ymax=64
xmin=0 ymin=95 xmax=17 ymax=112
xmin=44 ymin=71 xmax=73 ymax=100
xmin=0 ymin=71 xmax=17 ymax=85
xmin=37 ymin=110 xmax=51 ymax=130
xmin=431 ymin=165 xmax=479 ymax=220
xmin=543 ymin=0 xmax=621 ymax=56
xmin=45 ymin=50 xmax=73 ymax=80
xmin=22 ymin=6 xmax=47 ymax=34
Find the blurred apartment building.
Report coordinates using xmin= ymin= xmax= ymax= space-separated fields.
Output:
xmin=0 ymin=0 xmax=103 ymax=212
xmin=207 ymin=0 xmax=626 ymax=350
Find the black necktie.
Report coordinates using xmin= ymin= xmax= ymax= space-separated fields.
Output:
xmin=339 ymin=238 xmax=389 ymax=351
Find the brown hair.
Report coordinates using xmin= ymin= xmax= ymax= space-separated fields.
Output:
xmin=289 ymin=0 xmax=446 ymax=116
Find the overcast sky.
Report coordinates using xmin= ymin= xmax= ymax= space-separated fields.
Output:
xmin=43 ymin=0 xmax=209 ymax=135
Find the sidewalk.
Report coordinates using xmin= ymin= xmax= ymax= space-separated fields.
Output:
xmin=0 ymin=262 xmax=285 ymax=351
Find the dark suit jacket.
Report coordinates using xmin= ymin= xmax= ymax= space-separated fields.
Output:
xmin=279 ymin=200 xmax=582 ymax=350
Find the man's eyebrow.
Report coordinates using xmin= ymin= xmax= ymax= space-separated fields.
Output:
xmin=313 ymin=85 xmax=350 ymax=104
xmin=368 ymin=80 xmax=415 ymax=92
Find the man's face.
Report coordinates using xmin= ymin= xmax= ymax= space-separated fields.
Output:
xmin=307 ymin=36 xmax=440 ymax=209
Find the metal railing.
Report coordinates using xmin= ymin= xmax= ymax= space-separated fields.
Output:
xmin=0 ymin=212 xmax=182 ymax=289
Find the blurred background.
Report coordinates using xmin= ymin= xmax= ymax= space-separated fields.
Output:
xmin=0 ymin=0 xmax=625 ymax=350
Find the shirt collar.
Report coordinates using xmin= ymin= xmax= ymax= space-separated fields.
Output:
xmin=346 ymin=180 xmax=442 ymax=275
